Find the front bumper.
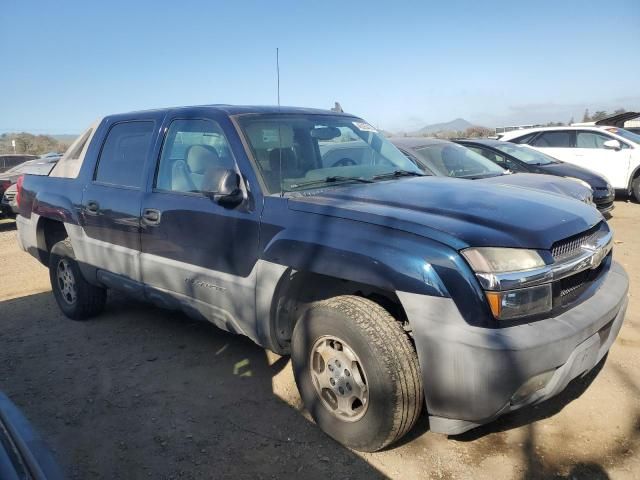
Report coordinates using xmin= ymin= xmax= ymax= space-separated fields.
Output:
xmin=593 ymin=191 xmax=615 ymax=214
xmin=399 ymin=261 xmax=628 ymax=435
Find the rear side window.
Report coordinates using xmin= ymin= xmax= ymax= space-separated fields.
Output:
xmin=95 ymin=121 xmax=154 ymax=188
xmin=532 ymin=131 xmax=574 ymax=148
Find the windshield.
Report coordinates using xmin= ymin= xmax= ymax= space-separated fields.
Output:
xmin=604 ymin=127 xmax=640 ymax=144
xmin=413 ymin=143 xmax=505 ymax=178
xmin=237 ymin=114 xmax=422 ymax=193
xmin=492 ymin=142 xmax=558 ymax=165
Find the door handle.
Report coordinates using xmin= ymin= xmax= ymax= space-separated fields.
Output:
xmin=142 ymin=208 xmax=161 ymax=225
xmin=86 ymin=200 xmax=100 ymax=214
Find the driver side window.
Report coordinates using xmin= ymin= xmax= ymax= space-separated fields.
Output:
xmin=155 ymin=119 xmax=234 ymax=194
xmin=576 ymin=131 xmax=614 ymax=149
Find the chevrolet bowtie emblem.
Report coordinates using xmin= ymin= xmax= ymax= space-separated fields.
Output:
xmin=582 ymin=244 xmax=607 ymax=269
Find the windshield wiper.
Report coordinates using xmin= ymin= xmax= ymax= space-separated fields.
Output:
xmin=372 ymin=170 xmax=426 ymax=180
xmin=289 ymin=176 xmax=374 ymax=190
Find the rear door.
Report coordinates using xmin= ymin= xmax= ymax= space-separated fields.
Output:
xmin=139 ymin=112 xmax=261 ymax=336
xmin=573 ymin=130 xmax=631 ymax=188
xmin=529 ymin=130 xmax=576 ymax=165
xmin=79 ymin=118 xmax=159 ymax=282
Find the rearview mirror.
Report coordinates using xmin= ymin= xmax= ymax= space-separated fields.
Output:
xmin=603 ymin=139 xmax=622 ymax=151
xmin=311 ymin=126 xmax=341 ymax=141
xmin=207 ymin=168 xmax=243 ymax=206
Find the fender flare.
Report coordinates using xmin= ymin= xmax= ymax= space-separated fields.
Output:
xmin=32 ymin=191 xmax=79 ymax=225
xmin=254 ymin=225 xmax=489 ymax=352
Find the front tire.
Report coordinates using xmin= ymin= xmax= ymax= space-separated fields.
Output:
xmin=631 ymin=176 xmax=640 ymax=203
xmin=291 ymin=295 xmax=423 ymax=452
xmin=49 ymin=239 xmax=107 ymax=320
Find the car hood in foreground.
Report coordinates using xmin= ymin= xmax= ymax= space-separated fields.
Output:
xmin=477 ymin=173 xmax=592 ymax=202
xmin=288 ymin=177 xmax=602 ymax=251
xmin=0 ymin=392 xmax=64 ymax=480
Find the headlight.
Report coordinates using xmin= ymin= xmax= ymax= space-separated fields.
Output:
xmin=462 ymin=247 xmax=552 ymax=320
xmin=485 ymin=284 xmax=552 ymax=320
xmin=461 ymin=247 xmax=545 ymax=273
xmin=564 ymin=176 xmax=592 ymax=190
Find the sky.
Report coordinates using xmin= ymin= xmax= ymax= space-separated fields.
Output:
xmin=1 ymin=0 xmax=639 ymax=134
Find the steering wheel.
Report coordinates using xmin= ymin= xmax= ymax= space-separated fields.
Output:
xmin=331 ymin=158 xmax=357 ymax=167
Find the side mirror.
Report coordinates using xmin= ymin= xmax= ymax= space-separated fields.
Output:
xmin=207 ymin=168 xmax=243 ymax=206
xmin=603 ymin=139 xmax=622 ymax=151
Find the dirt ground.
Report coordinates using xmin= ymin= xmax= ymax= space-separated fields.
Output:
xmin=0 ymin=201 xmax=638 ymax=480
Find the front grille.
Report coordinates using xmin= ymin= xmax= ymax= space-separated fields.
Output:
xmin=551 ymin=222 xmax=604 ymax=261
xmin=556 ymin=255 xmax=608 ymax=306
xmin=4 ymin=192 xmax=15 ymax=201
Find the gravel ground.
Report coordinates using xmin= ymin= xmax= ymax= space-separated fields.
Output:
xmin=0 ymin=201 xmax=638 ymax=480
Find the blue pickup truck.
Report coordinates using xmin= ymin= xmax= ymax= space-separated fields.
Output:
xmin=15 ymin=105 xmax=628 ymax=452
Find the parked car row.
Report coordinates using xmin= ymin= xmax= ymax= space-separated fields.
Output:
xmin=453 ymin=139 xmax=615 ymax=213
xmin=389 ymin=137 xmax=596 ymax=209
xmin=498 ymin=125 xmax=640 ymax=202
xmin=13 ymin=104 xmax=629 ymax=453
xmin=0 ymin=154 xmax=60 ymax=218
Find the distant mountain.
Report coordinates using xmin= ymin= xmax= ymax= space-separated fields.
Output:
xmin=410 ymin=118 xmax=474 ymax=135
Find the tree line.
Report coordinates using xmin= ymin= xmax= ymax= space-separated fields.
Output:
xmin=580 ymin=108 xmax=626 ymax=123
xmin=0 ymin=132 xmax=71 ymax=155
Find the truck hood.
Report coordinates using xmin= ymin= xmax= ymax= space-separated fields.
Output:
xmin=477 ymin=172 xmax=592 ymax=201
xmin=287 ymin=177 xmax=603 ymax=251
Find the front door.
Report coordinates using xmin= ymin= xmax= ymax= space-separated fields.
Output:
xmin=139 ymin=115 xmax=261 ymax=336
xmin=574 ymin=130 xmax=630 ymax=189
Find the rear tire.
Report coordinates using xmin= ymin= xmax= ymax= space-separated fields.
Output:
xmin=49 ymin=239 xmax=107 ymax=320
xmin=632 ymin=176 xmax=640 ymax=203
xmin=291 ymin=295 xmax=423 ymax=452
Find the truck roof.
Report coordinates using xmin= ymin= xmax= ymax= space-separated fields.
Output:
xmin=107 ymin=104 xmax=357 ymax=118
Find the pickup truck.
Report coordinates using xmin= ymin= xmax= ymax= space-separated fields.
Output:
xmin=16 ymin=105 xmax=629 ymax=452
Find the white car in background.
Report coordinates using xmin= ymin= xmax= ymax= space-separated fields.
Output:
xmin=499 ymin=126 xmax=640 ymax=202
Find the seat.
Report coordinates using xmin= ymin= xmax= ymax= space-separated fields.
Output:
xmin=185 ymin=145 xmax=223 ymax=190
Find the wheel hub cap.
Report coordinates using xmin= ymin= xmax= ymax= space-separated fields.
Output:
xmin=56 ymin=259 xmax=77 ymax=305
xmin=310 ymin=336 xmax=369 ymax=422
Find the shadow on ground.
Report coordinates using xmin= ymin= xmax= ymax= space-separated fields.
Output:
xmin=0 ymin=219 xmax=16 ymax=232
xmin=0 ymin=291 xmax=385 ymax=479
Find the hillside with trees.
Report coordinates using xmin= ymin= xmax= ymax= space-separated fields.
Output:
xmin=0 ymin=132 xmax=73 ymax=155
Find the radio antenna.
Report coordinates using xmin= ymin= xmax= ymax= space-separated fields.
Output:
xmin=276 ymin=47 xmax=281 ymax=107
xmin=277 ymin=47 xmax=284 ymax=197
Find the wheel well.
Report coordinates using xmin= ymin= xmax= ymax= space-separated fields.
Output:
xmin=37 ymin=218 xmax=67 ymax=265
xmin=269 ymin=270 xmax=409 ymax=354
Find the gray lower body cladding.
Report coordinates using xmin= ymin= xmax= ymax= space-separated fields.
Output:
xmin=399 ymin=260 xmax=629 ymax=435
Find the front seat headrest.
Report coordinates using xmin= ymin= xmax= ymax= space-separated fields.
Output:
xmin=186 ymin=145 xmax=220 ymax=174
